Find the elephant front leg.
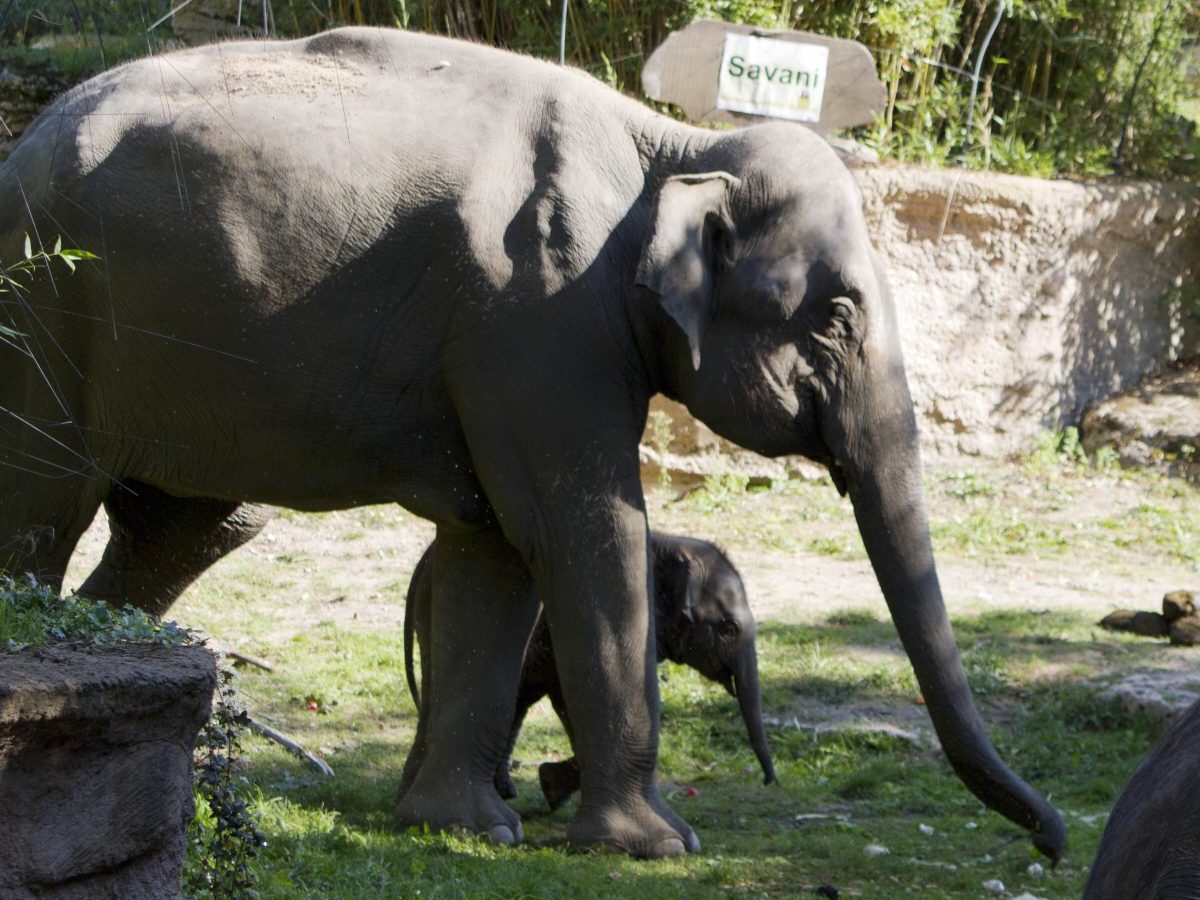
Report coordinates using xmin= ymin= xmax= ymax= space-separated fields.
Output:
xmin=535 ymin=506 xmax=699 ymax=858
xmin=393 ymin=527 xmax=539 ymax=844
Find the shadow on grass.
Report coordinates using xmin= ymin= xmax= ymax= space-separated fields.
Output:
xmin=232 ymin=606 xmax=1181 ymax=898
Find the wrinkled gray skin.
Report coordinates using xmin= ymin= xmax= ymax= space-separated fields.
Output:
xmin=1083 ymin=698 xmax=1200 ymax=899
xmin=404 ymin=533 xmax=776 ymax=808
xmin=0 ymin=27 xmax=1064 ymax=859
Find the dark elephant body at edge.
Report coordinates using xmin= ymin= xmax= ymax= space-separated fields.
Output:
xmin=0 ymin=27 xmax=1063 ymax=858
xmin=1084 ymin=698 xmax=1200 ymax=900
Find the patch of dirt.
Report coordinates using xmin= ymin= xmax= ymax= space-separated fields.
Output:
xmin=66 ymin=507 xmax=436 ymax=645
xmin=62 ymin=461 xmax=1197 ymax=744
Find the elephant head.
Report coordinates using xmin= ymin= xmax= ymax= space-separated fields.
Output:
xmin=653 ymin=536 xmax=776 ymax=786
xmin=637 ymin=123 xmax=1064 ymax=861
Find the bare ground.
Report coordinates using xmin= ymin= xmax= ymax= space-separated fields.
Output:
xmin=62 ymin=460 xmax=1200 ymax=736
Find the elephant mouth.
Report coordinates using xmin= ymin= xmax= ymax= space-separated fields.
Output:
xmin=828 ymin=460 xmax=848 ymax=496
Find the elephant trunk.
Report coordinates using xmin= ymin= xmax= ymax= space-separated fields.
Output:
xmin=832 ymin=367 xmax=1065 ymax=861
xmin=733 ymin=637 xmax=777 ymax=785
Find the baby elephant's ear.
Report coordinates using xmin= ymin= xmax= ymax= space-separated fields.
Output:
xmin=636 ymin=173 xmax=740 ymax=370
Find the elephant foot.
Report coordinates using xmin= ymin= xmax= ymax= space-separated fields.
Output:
xmin=567 ymin=795 xmax=699 ymax=859
xmin=538 ymin=759 xmax=581 ymax=811
xmin=394 ymin=776 xmax=523 ymax=845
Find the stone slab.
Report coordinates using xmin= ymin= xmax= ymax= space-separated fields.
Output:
xmin=0 ymin=644 xmax=217 ymax=899
xmin=642 ymin=19 xmax=885 ymax=133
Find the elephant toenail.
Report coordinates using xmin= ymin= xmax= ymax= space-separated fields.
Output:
xmin=651 ymin=837 xmax=687 ymax=858
xmin=484 ymin=824 xmax=516 ymax=845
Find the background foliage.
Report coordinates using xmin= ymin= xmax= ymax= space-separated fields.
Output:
xmin=4 ymin=0 xmax=1197 ymax=178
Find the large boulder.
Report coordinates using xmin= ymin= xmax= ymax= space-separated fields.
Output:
xmin=0 ymin=644 xmax=217 ymax=899
xmin=1082 ymin=361 xmax=1200 ymax=480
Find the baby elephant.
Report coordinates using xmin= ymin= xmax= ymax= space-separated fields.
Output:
xmin=404 ymin=533 xmax=776 ymax=810
xmin=1083 ymin=696 xmax=1200 ymax=899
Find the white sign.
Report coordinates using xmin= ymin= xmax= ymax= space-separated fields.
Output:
xmin=716 ymin=33 xmax=829 ymax=123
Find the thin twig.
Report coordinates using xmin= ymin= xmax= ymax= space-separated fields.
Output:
xmin=226 ymin=649 xmax=274 ymax=671
xmin=246 ymin=717 xmax=335 ymax=776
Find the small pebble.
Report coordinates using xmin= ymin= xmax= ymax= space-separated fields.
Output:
xmin=965 ymin=821 xmax=978 ymax=830
xmin=918 ymin=823 xmax=934 ymax=836
xmin=1027 ymin=862 xmax=1045 ymax=876
xmin=863 ymin=844 xmax=890 ymax=858
xmin=1013 ymin=894 xmax=1048 ymax=900
xmin=981 ymin=880 xmax=1005 ymax=893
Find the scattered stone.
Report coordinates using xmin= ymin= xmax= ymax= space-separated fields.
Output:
xmin=1099 ymin=609 xmax=1170 ymax=637
xmin=863 ymin=844 xmax=890 ymax=858
xmin=918 ymin=823 xmax=934 ymax=836
xmin=1027 ymin=861 xmax=1045 ymax=876
xmin=1099 ymin=609 xmax=1138 ymax=631
xmin=1170 ymin=617 xmax=1200 ymax=646
xmin=1013 ymin=894 xmax=1048 ymax=900
xmin=1097 ymin=671 xmax=1200 ymax=722
xmin=982 ymin=879 xmax=1005 ymax=893
xmin=964 ymin=821 xmax=978 ymax=830
xmin=1163 ymin=590 xmax=1196 ymax=622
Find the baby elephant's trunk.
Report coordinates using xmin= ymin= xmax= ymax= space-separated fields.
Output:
xmin=734 ymin=638 xmax=776 ymax=785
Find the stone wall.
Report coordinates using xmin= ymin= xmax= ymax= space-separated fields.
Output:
xmin=0 ymin=61 xmax=69 ymax=161
xmin=860 ymin=166 xmax=1199 ymax=460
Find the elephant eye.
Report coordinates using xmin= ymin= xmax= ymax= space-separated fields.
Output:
xmin=718 ymin=618 xmax=739 ymax=637
xmin=708 ymin=219 xmax=735 ymax=277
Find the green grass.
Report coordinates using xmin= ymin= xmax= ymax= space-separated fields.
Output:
xmin=212 ymin=605 xmax=1179 ymax=899
xmin=35 ymin=457 xmax=1199 ymax=897
xmin=648 ymin=454 xmax=1200 ymax=574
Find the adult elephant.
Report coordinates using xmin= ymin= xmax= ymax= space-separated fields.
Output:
xmin=0 ymin=27 xmax=1064 ymax=859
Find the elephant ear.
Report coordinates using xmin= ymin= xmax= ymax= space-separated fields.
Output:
xmin=674 ymin=547 xmax=705 ymax=625
xmin=636 ymin=172 xmax=740 ymax=370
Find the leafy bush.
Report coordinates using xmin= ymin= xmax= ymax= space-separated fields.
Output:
xmin=0 ymin=574 xmax=189 ymax=650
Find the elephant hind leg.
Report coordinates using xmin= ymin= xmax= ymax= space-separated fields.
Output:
xmin=78 ymin=480 xmax=274 ymax=616
xmin=394 ymin=527 xmax=540 ymax=845
xmin=0 ymin=478 xmax=104 ymax=593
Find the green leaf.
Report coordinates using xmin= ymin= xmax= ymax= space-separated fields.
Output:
xmin=23 ymin=234 xmax=32 ymax=260
xmin=53 ymin=235 xmax=62 ymax=254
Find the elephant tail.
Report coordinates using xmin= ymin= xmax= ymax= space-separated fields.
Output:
xmin=404 ymin=589 xmax=420 ymax=710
